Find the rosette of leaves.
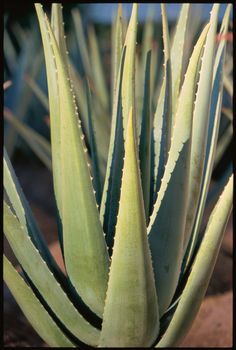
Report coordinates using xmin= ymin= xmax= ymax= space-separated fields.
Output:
xmin=3 ymin=3 xmax=232 ymax=347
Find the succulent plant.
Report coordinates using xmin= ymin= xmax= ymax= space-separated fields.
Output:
xmin=3 ymin=3 xmax=233 ymax=347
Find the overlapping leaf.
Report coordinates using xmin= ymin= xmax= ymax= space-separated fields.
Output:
xmin=4 ymin=202 xmax=100 ymax=346
xmin=156 ymin=175 xmax=233 ymax=347
xmin=148 ymin=23 xmax=209 ymax=316
xmin=99 ymin=109 xmax=159 ymax=347
xmin=4 ymin=256 xmax=74 ymax=347
xmin=35 ymin=4 xmax=109 ymax=318
xmin=183 ymin=5 xmax=220 ymax=251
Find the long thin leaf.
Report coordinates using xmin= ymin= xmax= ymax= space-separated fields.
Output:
xmin=100 ymin=3 xmax=138 ymax=251
xmin=88 ymin=25 xmax=109 ymax=112
xmin=139 ymin=50 xmax=152 ymax=221
xmin=152 ymin=4 xmax=172 ymax=198
xmin=3 ymin=202 xmax=100 ymax=346
xmin=111 ymin=4 xmax=123 ymax=97
xmin=160 ymin=4 xmax=172 ymax=151
xmin=99 ymin=108 xmax=159 ymax=347
xmin=86 ymin=79 xmax=102 ymax=206
xmin=171 ymin=4 xmax=190 ymax=120
xmin=24 ymin=75 xmax=49 ymax=110
xmin=4 ymin=256 xmax=74 ymax=348
xmin=121 ymin=3 xmax=138 ymax=137
xmin=156 ymin=175 xmax=233 ymax=347
xmin=148 ymin=23 xmax=209 ymax=317
xmin=4 ymin=108 xmax=52 ymax=170
xmin=72 ymin=8 xmax=92 ymax=78
xmin=3 ymin=148 xmax=57 ymax=273
xmin=35 ymin=4 xmax=109 ymax=318
xmin=184 ymin=5 xmax=232 ymax=270
xmin=183 ymin=5 xmax=220 ymax=251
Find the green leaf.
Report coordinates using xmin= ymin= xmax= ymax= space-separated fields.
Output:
xmin=51 ymin=4 xmax=69 ymax=70
xmin=72 ymin=8 xmax=92 ymax=78
xmin=100 ymin=4 xmax=138 ymax=249
xmin=88 ymin=25 xmax=109 ymax=112
xmin=5 ymin=29 xmax=43 ymax=157
xmin=141 ymin=7 xmax=154 ymax=70
xmin=99 ymin=108 xmax=159 ymax=347
xmin=3 ymin=202 xmax=100 ymax=346
xmin=160 ymin=4 xmax=172 ymax=149
xmin=156 ymin=175 xmax=233 ymax=347
xmin=152 ymin=4 xmax=172 ymax=197
xmin=69 ymin=63 xmax=89 ymax=136
xmin=35 ymin=4 xmax=109 ymax=318
xmin=4 ymin=256 xmax=74 ymax=347
xmin=148 ymin=23 xmax=209 ymax=317
xmin=35 ymin=4 xmax=63 ymax=217
xmin=3 ymin=148 xmax=58 ymax=273
xmin=24 ymin=75 xmax=49 ymax=111
xmin=121 ymin=3 xmax=138 ymax=137
xmin=183 ymin=4 xmax=232 ymax=268
xmin=171 ymin=4 xmax=190 ymax=120
xmin=139 ymin=50 xmax=152 ymax=221
xmin=99 ymin=48 xmax=126 ymax=252
xmin=86 ymin=79 xmax=102 ymax=206
xmin=183 ymin=5 xmax=220 ymax=251
xmin=4 ymin=108 xmax=52 ymax=170
xmin=136 ymin=7 xmax=155 ymax=139
xmin=152 ymin=72 xmax=167 ymax=197
xmin=111 ymin=4 xmax=123 ymax=97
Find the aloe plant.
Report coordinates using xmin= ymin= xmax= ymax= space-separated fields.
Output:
xmin=3 ymin=3 xmax=233 ymax=347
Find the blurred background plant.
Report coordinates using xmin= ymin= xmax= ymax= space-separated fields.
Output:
xmin=3 ymin=3 xmax=233 ymax=347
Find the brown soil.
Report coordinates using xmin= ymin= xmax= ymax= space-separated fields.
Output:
xmin=180 ymin=292 xmax=233 ymax=348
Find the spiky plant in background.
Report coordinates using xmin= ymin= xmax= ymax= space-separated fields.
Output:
xmin=3 ymin=3 xmax=233 ymax=347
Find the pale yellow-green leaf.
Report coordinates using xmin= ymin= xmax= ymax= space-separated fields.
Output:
xmin=99 ymin=108 xmax=159 ymax=347
xmin=3 ymin=202 xmax=100 ymax=346
xmin=171 ymin=4 xmax=190 ymax=120
xmin=4 ymin=256 xmax=74 ymax=348
xmin=122 ymin=3 xmax=138 ymax=136
xmin=156 ymin=175 xmax=233 ymax=347
xmin=148 ymin=23 xmax=209 ymax=316
xmin=184 ymin=5 xmax=220 ymax=251
xmin=35 ymin=4 xmax=109 ymax=318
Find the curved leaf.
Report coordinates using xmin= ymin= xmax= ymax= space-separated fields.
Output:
xmin=4 ymin=108 xmax=52 ymax=170
xmin=35 ymin=4 xmax=109 ymax=318
xmin=4 ymin=256 xmax=74 ymax=348
xmin=3 ymin=202 xmax=100 ymax=346
xmin=183 ymin=5 xmax=220 ymax=251
xmin=171 ymin=4 xmax=190 ymax=120
xmin=156 ymin=175 xmax=233 ymax=347
xmin=153 ymin=4 xmax=172 ymax=198
xmin=148 ymin=23 xmax=209 ymax=316
xmin=182 ymin=4 xmax=232 ymax=270
xmin=3 ymin=148 xmax=58 ymax=274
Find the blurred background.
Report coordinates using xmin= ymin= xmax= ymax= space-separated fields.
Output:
xmin=4 ymin=3 xmax=233 ymax=347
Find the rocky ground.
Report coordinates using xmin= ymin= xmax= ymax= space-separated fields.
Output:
xmin=4 ymin=157 xmax=233 ymax=347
